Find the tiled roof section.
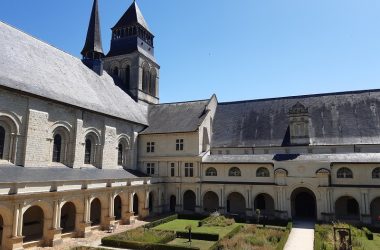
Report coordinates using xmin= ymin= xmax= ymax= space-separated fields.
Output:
xmin=0 ymin=166 xmax=148 ymax=183
xmin=203 ymin=153 xmax=380 ymax=163
xmin=212 ymin=89 xmax=380 ymax=147
xmin=113 ymin=1 xmax=151 ymax=32
xmin=141 ymin=99 xmax=210 ymax=134
xmin=0 ymin=22 xmax=147 ymax=125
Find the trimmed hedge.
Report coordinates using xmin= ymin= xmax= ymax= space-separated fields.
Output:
xmin=363 ymin=227 xmax=374 ymax=240
xmin=176 ymin=231 xmax=219 ymax=241
xmin=209 ymin=224 xmax=243 ymax=250
xmin=102 ymin=229 xmax=176 ymax=244
xmin=101 ymin=238 xmax=200 ymax=250
xmin=178 ymin=213 xmax=208 ymax=220
xmin=145 ymin=214 xmax=179 ymax=229
xmin=198 ymin=215 xmax=235 ymax=227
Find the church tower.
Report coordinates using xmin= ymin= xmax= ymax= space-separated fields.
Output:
xmin=104 ymin=1 xmax=160 ymax=105
xmin=81 ymin=0 xmax=105 ymax=76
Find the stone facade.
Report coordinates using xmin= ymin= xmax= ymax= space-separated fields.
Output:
xmin=1 ymin=1 xmax=380 ymax=250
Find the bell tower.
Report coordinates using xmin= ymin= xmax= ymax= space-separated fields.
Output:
xmin=104 ymin=1 xmax=160 ymax=105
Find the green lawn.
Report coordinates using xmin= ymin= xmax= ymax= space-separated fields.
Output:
xmin=358 ymin=233 xmax=380 ymax=249
xmin=168 ymin=238 xmax=215 ymax=250
xmin=153 ymin=219 xmax=241 ymax=237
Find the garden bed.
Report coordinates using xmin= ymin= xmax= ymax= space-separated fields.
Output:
xmin=314 ymin=223 xmax=380 ymax=250
xmin=217 ymin=224 xmax=289 ymax=250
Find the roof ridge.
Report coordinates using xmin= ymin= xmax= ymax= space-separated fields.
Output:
xmin=219 ymin=88 xmax=380 ymax=105
xmin=0 ymin=20 xmax=82 ymax=62
xmin=154 ymin=98 xmax=210 ymax=105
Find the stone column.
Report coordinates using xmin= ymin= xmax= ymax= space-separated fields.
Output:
xmin=78 ymin=196 xmax=92 ymax=238
xmin=195 ymin=186 xmax=202 ymax=213
xmin=103 ymin=194 xmax=116 ymax=229
xmin=45 ymin=200 xmax=63 ymax=247
xmin=122 ymin=192 xmax=134 ymax=225
xmin=9 ymin=203 xmax=24 ymax=250
xmin=361 ymin=190 xmax=371 ymax=224
xmin=218 ymin=186 xmax=225 ymax=214
xmin=175 ymin=187 xmax=182 ymax=212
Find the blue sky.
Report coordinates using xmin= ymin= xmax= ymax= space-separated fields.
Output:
xmin=1 ymin=0 xmax=380 ymax=103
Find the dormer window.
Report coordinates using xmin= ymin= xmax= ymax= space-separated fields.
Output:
xmin=288 ymin=102 xmax=310 ymax=145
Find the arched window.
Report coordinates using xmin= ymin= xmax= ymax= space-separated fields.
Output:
xmin=149 ymin=71 xmax=156 ymax=96
xmin=142 ymin=67 xmax=149 ymax=92
xmin=372 ymin=167 xmax=380 ymax=179
xmin=337 ymin=167 xmax=353 ymax=178
xmin=0 ymin=126 xmax=5 ymax=159
xmin=113 ymin=67 xmax=119 ymax=77
xmin=118 ymin=144 xmax=123 ymax=166
xmin=205 ymin=167 xmax=217 ymax=176
xmin=52 ymin=134 xmax=62 ymax=163
xmin=256 ymin=167 xmax=270 ymax=177
xmin=84 ymin=139 xmax=92 ymax=164
xmin=125 ymin=65 xmax=130 ymax=89
xmin=229 ymin=167 xmax=241 ymax=177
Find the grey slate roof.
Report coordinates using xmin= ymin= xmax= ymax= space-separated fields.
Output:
xmin=0 ymin=165 xmax=147 ymax=183
xmin=212 ymin=90 xmax=380 ymax=147
xmin=112 ymin=1 xmax=151 ymax=33
xmin=141 ymin=99 xmax=210 ymax=134
xmin=81 ymin=0 xmax=104 ymax=56
xmin=0 ymin=21 xmax=147 ymax=125
xmin=203 ymin=153 xmax=380 ymax=164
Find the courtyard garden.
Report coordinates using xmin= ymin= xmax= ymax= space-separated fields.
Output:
xmin=314 ymin=222 xmax=380 ymax=250
xmin=100 ymin=213 xmax=291 ymax=250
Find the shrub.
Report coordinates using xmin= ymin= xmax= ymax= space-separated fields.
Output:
xmin=199 ymin=215 xmax=235 ymax=227
xmin=216 ymin=225 xmax=287 ymax=250
xmin=176 ymin=231 xmax=219 ymax=241
xmin=178 ymin=214 xmax=208 ymax=220
xmin=102 ymin=228 xmax=175 ymax=244
xmin=101 ymin=238 xmax=200 ymax=250
xmin=144 ymin=214 xmax=178 ymax=229
xmin=362 ymin=227 xmax=374 ymax=240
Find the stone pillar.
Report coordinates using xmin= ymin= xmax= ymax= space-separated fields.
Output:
xmin=9 ymin=204 xmax=24 ymax=250
xmin=175 ymin=187 xmax=182 ymax=212
xmin=218 ymin=186 xmax=225 ymax=214
xmin=195 ymin=186 xmax=202 ymax=213
xmin=102 ymin=194 xmax=116 ymax=229
xmin=246 ymin=188 xmax=252 ymax=217
xmin=122 ymin=193 xmax=134 ymax=225
xmin=140 ymin=190 xmax=149 ymax=218
xmin=45 ymin=200 xmax=63 ymax=247
xmin=361 ymin=190 xmax=371 ymax=224
xmin=78 ymin=197 xmax=92 ymax=238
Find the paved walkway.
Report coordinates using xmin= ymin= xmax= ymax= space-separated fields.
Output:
xmin=284 ymin=220 xmax=315 ymax=250
xmin=36 ymin=220 xmax=147 ymax=250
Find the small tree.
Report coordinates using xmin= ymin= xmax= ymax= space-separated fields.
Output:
xmin=185 ymin=225 xmax=192 ymax=243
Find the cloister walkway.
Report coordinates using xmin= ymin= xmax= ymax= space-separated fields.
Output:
xmin=284 ymin=220 xmax=315 ymax=250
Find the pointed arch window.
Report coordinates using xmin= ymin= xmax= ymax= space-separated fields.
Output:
xmin=0 ymin=126 xmax=4 ymax=159
xmin=84 ymin=139 xmax=92 ymax=164
xmin=118 ymin=144 xmax=123 ymax=166
xmin=52 ymin=134 xmax=62 ymax=163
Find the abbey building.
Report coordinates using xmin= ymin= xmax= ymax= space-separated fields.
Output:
xmin=0 ymin=0 xmax=379 ymax=249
